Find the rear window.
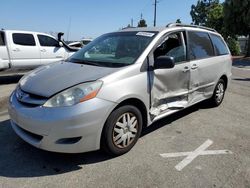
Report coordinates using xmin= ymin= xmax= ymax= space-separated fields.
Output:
xmin=38 ymin=35 xmax=59 ymax=47
xmin=0 ymin=32 xmax=5 ymax=46
xmin=13 ymin=33 xmax=36 ymax=46
xmin=210 ymin=34 xmax=229 ymax=55
xmin=188 ymin=31 xmax=214 ymax=60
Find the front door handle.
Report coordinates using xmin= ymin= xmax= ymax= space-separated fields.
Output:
xmin=40 ymin=49 xmax=46 ymax=52
xmin=13 ymin=48 xmax=20 ymax=52
xmin=191 ymin=64 xmax=198 ymax=70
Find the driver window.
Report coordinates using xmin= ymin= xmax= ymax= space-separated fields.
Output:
xmin=154 ymin=32 xmax=186 ymax=64
xmin=38 ymin=35 xmax=59 ymax=47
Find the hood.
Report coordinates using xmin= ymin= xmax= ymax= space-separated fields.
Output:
xmin=19 ymin=61 xmax=121 ymax=97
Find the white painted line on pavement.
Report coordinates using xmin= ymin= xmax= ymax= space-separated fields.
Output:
xmin=160 ymin=139 xmax=233 ymax=171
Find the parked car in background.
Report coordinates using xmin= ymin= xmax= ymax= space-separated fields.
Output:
xmin=81 ymin=38 xmax=92 ymax=46
xmin=9 ymin=24 xmax=232 ymax=156
xmin=68 ymin=39 xmax=93 ymax=49
xmin=68 ymin=41 xmax=83 ymax=49
xmin=0 ymin=30 xmax=78 ymax=70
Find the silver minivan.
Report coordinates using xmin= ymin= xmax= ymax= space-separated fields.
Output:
xmin=8 ymin=24 xmax=232 ymax=155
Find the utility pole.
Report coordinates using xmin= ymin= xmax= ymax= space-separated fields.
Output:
xmin=131 ymin=18 xmax=133 ymax=27
xmin=153 ymin=0 xmax=158 ymax=27
xmin=66 ymin=17 xmax=71 ymax=41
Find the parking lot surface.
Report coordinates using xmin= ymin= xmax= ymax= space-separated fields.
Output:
xmin=0 ymin=66 xmax=250 ymax=188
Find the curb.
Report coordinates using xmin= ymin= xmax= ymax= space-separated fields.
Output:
xmin=232 ymin=66 xmax=250 ymax=71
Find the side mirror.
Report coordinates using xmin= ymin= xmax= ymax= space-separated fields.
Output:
xmin=154 ymin=56 xmax=175 ymax=69
xmin=56 ymin=41 xmax=63 ymax=47
xmin=58 ymin=41 xmax=63 ymax=47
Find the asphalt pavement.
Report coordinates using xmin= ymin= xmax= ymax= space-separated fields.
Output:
xmin=0 ymin=65 xmax=249 ymax=188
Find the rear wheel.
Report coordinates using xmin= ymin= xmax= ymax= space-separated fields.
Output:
xmin=101 ymin=105 xmax=142 ymax=156
xmin=209 ymin=79 xmax=226 ymax=107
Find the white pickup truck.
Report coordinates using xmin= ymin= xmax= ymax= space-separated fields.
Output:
xmin=0 ymin=30 xmax=78 ymax=70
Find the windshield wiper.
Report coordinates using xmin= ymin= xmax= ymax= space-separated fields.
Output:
xmin=70 ymin=59 xmax=102 ymax=66
xmin=84 ymin=60 xmax=130 ymax=68
xmin=70 ymin=58 xmax=130 ymax=68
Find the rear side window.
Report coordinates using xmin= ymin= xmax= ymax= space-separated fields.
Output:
xmin=13 ymin=33 xmax=36 ymax=46
xmin=210 ymin=34 xmax=229 ymax=55
xmin=38 ymin=35 xmax=59 ymax=47
xmin=0 ymin=32 xmax=5 ymax=46
xmin=188 ymin=31 xmax=214 ymax=60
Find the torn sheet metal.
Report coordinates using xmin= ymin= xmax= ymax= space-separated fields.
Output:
xmin=149 ymin=96 xmax=188 ymax=116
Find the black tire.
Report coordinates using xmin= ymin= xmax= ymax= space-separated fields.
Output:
xmin=101 ymin=105 xmax=143 ymax=156
xmin=209 ymin=79 xmax=226 ymax=107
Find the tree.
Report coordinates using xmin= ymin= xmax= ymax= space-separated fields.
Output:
xmin=206 ymin=3 xmax=240 ymax=55
xmin=190 ymin=0 xmax=219 ymax=26
xmin=138 ymin=19 xmax=147 ymax=27
xmin=224 ymin=0 xmax=250 ymax=56
xmin=206 ymin=3 xmax=225 ymax=36
xmin=190 ymin=1 xmax=241 ymax=56
xmin=176 ymin=19 xmax=181 ymax=23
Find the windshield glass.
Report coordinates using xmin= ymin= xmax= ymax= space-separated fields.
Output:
xmin=68 ymin=31 xmax=157 ymax=67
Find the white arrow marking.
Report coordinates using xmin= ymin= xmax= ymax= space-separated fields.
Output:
xmin=160 ymin=139 xmax=233 ymax=171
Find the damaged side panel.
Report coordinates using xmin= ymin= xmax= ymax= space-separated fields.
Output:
xmin=147 ymin=31 xmax=191 ymax=120
xmin=149 ymin=63 xmax=190 ymax=118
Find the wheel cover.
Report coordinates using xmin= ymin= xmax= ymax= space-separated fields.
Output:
xmin=215 ymin=82 xmax=224 ymax=103
xmin=112 ymin=112 xmax=138 ymax=149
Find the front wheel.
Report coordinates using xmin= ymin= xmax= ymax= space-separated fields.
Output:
xmin=101 ymin=105 xmax=143 ymax=156
xmin=209 ymin=79 xmax=226 ymax=107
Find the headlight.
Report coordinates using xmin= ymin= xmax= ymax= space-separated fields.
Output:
xmin=43 ymin=81 xmax=103 ymax=107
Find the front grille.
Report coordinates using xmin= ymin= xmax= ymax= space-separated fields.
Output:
xmin=16 ymin=87 xmax=48 ymax=107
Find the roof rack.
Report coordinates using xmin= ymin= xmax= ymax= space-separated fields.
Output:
xmin=166 ymin=23 xmax=217 ymax=32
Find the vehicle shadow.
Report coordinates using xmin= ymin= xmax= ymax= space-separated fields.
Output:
xmin=0 ymin=101 xmax=209 ymax=178
xmin=141 ymin=101 xmax=209 ymax=137
xmin=0 ymin=119 xmax=115 ymax=178
xmin=233 ymin=78 xmax=250 ymax=82
xmin=0 ymin=74 xmax=24 ymax=85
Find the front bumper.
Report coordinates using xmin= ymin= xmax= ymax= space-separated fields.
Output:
xmin=8 ymin=91 xmax=116 ymax=153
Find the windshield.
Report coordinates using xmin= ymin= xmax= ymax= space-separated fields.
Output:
xmin=68 ymin=31 xmax=157 ymax=67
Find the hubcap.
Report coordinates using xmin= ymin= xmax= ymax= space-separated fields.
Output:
xmin=112 ymin=112 xmax=138 ymax=148
xmin=215 ymin=83 xmax=224 ymax=103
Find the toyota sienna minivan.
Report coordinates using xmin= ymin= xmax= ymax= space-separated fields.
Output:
xmin=8 ymin=24 xmax=232 ymax=156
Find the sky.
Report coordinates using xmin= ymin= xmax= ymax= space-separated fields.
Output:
xmin=0 ymin=0 xmax=198 ymax=40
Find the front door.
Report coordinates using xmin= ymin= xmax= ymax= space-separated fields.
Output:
xmin=149 ymin=31 xmax=190 ymax=118
xmin=37 ymin=34 xmax=66 ymax=65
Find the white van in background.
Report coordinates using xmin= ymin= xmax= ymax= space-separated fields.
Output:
xmin=68 ymin=39 xmax=93 ymax=49
xmin=0 ymin=30 xmax=78 ymax=70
